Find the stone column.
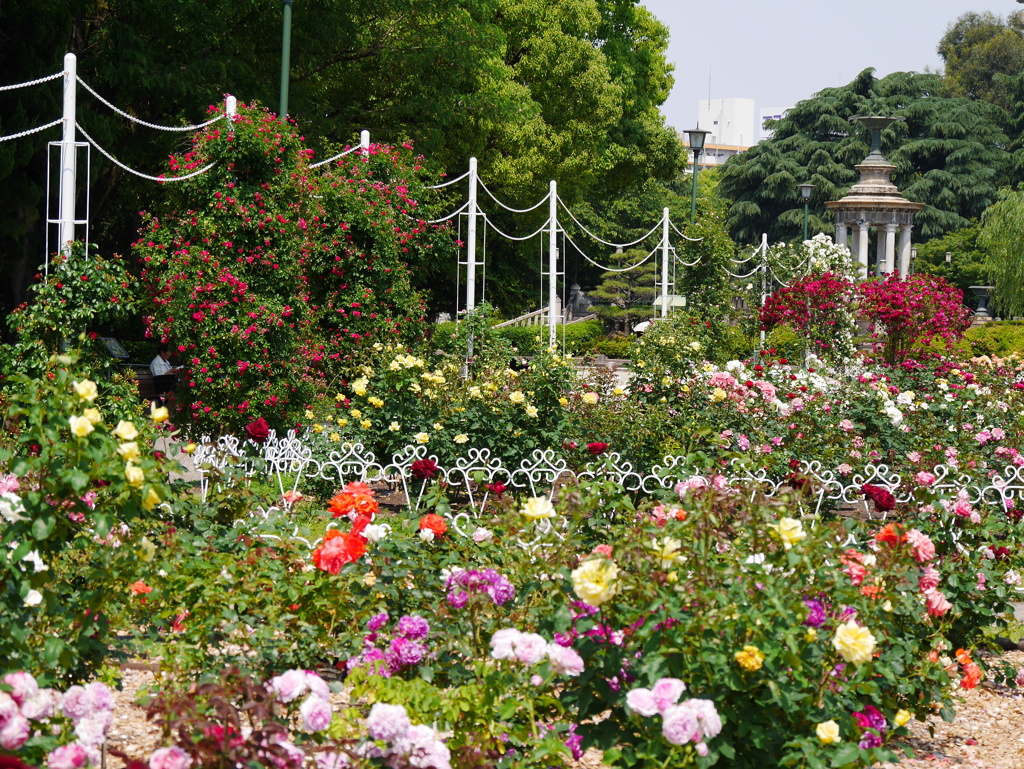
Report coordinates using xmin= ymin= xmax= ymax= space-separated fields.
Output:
xmin=884 ymin=223 xmax=898 ymax=274
xmin=875 ymin=226 xmax=886 ymax=276
xmin=898 ymin=224 xmax=913 ymax=277
xmin=857 ymin=222 xmax=870 ymax=278
xmin=835 ymin=222 xmax=849 ymax=250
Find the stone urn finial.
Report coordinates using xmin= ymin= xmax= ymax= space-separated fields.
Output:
xmin=849 ymin=116 xmax=904 ymax=165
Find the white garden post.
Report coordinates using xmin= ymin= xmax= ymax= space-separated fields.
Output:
xmin=466 ymin=157 xmax=479 ymax=313
xmin=759 ymin=233 xmax=768 ymax=353
xmin=359 ymin=129 xmax=370 ymax=156
xmin=58 ymin=52 xmax=77 ymax=261
xmin=225 ymin=94 xmax=237 ymax=120
xmin=661 ymin=207 xmax=670 ymax=318
xmin=548 ymin=180 xmax=558 ymax=349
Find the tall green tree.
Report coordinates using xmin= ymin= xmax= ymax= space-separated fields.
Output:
xmin=588 ymin=248 xmax=657 ymax=333
xmin=978 ymin=186 xmax=1024 ymax=318
xmin=718 ymin=69 xmax=1014 ymax=245
xmin=938 ymin=11 xmax=1024 ymax=109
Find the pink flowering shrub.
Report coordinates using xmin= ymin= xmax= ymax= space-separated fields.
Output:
xmin=759 ymin=272 xmax=857 ymax=364
xmin=859 ymin=273 xmax=973 ymax=364
xmin=136 ymin=103 xmax=454 ymax=436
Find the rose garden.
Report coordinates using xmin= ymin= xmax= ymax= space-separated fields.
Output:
xmin=6 ymin=40 xmax=1024 ymax=769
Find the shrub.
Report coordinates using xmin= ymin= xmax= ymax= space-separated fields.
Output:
xmin=963 ymin=320 xmax=1024 ymax=358
xmin=759 ymin=272 xmax=857 ymax=365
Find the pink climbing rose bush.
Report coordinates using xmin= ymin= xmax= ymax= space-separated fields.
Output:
xmin=759 ymin=272 xmax=857 ymax=364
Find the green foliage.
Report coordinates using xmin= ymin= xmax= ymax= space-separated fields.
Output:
xmin=0 ymin=354 xmax=170 ymax=682
xmin=979 ymin=186 xmax=1024 ymax=319
xmin=938 ymin=11 xmax=1024 ymax=109
xmin=588 ymin=248 xmax=657 ymax=333
xmin=914 ymin=223 xmax=989 ymax=303
xmin=719 ymin=69 xmax=1014 ymax=244
xmin=963 ymin=320 xmax=1024 ymax=358
xmin=434 ymin=317 xmax=604 ymax=357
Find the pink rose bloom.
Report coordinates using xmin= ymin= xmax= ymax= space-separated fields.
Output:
xmin=675 ymin=476 xmax=708 ymax=497
xmin=546 ymin=643 xmax=584 ymax=677
xmin=924 ymin=588 xmax=952 ymax=617
xmin=992 ymin=428 xmax=1006 ymax=440
xmin=977 ymin=572 xmax=987 ymax=591
xmin=0 ymin=714 xmax=30 ymax=750
xmin=3 ymin=672 xmax=38 ymax=706
xmin=591 ymin=545 xmax=613 ymax=558
xmin=48 ymin=743 xmax=90 ymax=769
xmin=710 ymin=474 xmax=727 ymax=490
xmin=753 ymin=381 xmax=776 ymax=401
xmin=489 ymin=629 xmax=521 ymax=660
xmin=300 ymin=695 xmax=332 ymax=733
xmin=625 ymin=688 xmax=659 ymax=717
xmin=75 ymin=713 xmax=111 ymax=747
xmin=737 ymin=434 xmax=750 ymax=451
xmin=661 ymin=701 xmax=700 ymax=745
xmin=270 ymin=670 xmax=309 ymax=704
xmin=512 ymin=633 xmax=549 ymax=666
xmin=0 ymin=692 xmax=19 ymax=724
xmin=61 ymin=686 xmax=91 ymax=720
xmin=839 ymin=420 xmax=855 ymax=432
xmin=906 ymin=529 xmax=935 ymax=563
xmin=649 ymin=505 xmax=669 ymax=527
xmin=304 ymin=672 xmax=330 ymax=701
xmin=1016 ymin=667 xmax=1024 ymax=688
xmin=919 ymin=567 xmax=941 ymax=592
xmin=914 ymin=471 xmax=935 ymax=486
xmin=150 ymin=746 xmax=193 ymax=769
xmin=837 ymin=463 xmax=853 ymax=476
xmin=651 ymin=678 xmax=687 ymax=714
xmin=314 ymin=751 xmax=352 ymax=769
xmin=907 ymin=451 xmax=922 ymax=463
xmin=85 ymin=682 xmax=113 ymax=713
xmin=365 ymin=703 xmax=411 ymax=743
xmin=22 ymin=688 xmax=61 ymax=720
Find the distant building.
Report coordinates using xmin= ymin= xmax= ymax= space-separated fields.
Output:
xmin=683 ymin=98 xmax=756 ymax=171
xmin=759 ymin=106 xmax=791 ymax=141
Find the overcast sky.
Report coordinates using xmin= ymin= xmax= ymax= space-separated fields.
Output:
xmin=640 ymin=0 xmax=1019 ymax=135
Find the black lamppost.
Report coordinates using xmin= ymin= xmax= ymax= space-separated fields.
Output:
xmin=685 ymin=126 xmax=710 ymax=225
xmin=280 ymin=0 xmax=293 ymax=118
xmin=798 ymin=182 xmax=815 ymax=241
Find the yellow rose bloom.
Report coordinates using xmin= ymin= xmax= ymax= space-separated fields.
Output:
xmin=113 ymin=421 xmax=139 ymax=440
xmin=581 ymin=392 xmax=599 ymax=405
xmin=805 ymin=628 xmax=818 ymax=642
xmin=337 ymin=418 xmax=348 ymax=427
xmin=414 ymin=432 xmax=429 ymax=444
xmin=521 ymin=496 xmax=555 ymax=520
xmin=150 ymin=404 xmax=169 ymax=423
xmin=351 ymin=378 xmax=369 ymax=396
xmin=335 ymin=392 xmax=346 ymax=401
xmin=390 ymin=423 xmax=402 ymax=433
xmin=734 ymin=645 xmax=765 ymax=672
xmin=125 ymin=464 xmax=145 ymax=487
xmin=709 ymin=387 xmax=728 ymax=403
xmin=647 ymin=537 xmax=684 ymax=569
xmin=558 ymin=397 xmax=569 ymax=407
xmin=832 ymin=619 xmax=876 ymax=665
xmin=815 ymin=720 xmax=841 ymax=745
xmin=350 ymin=409 xmax=362 ymax=419
xmin=184 ymin=443 xmax=197 ymax=455
xmin=304 ymin=409 xmax=315 ymax=419
xmin=612 ymin=387 xmax=625 ymax=396
xmin=361 ymin=419 xmax=372 ymax=429
xmin=83 ymin=408 xmax=102 ymax=425
xmin=509 ymin=390 xmax=525 ymax=404
xmin=329 ymin=432 xmax=341 ymax=442
xmin=73 ymin=379 xmax=98 ymax=402
xmin=894 ymin=709 xmax=912 ymax=727
xmin=117 ymin=442 xmax=141 ymax=462
xmin=368 ymin=396 xmax=384 ymax=408
xmin=69 ymin=415 xmax=94 ymax=438
xmin=570 ymin=558 xmax=619 ymax=607
xmin=525 ymin=405 xmax=539 ymax=418
xmin=770 ymin=517 xmax=807 ymax=550
xmin=454 ymin=434 xmax=469 ymax=444
xmin=142 ymin=487 xmax=161 ymax=512
xmin=469 ymin=386 xmax=482 ymax=398
xmin=312 ymin=424 xmax=324 ymax=434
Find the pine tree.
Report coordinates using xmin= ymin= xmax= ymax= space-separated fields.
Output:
xmin=589 ymin=248 xmax=658 ymax=333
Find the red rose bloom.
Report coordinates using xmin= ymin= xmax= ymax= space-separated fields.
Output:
xmin=484 ymin=481 xmax=506 ymax=498
xmin=411 ymin=458 xmax=439 ymax=480
xmin=861 ymin=483 xmax=896 ymax=512
xmin=586 ymin=442 xmax=609 ymax=456
xmin=419 ymin=513 xmax=447 ymax=537
xmin=245 ymin=417 xmax=271 ymax=443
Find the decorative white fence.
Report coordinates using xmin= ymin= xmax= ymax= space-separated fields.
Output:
xmin=188 ymin=430 xmax=1024 ymax=550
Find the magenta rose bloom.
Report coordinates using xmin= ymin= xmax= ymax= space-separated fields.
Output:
xmin=410 ymin=458 xmax=439 ymax=480
xmin=245 ymin=417 xmax=271 ymax=444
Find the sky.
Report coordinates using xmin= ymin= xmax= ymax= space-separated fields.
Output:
xmin=640 ymin=0 xmax=1019 ymax=137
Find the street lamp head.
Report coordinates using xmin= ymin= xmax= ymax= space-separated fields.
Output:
xmin=798 ymin=182 xmax=816 ymax=201
xmin=685 ymin=126 xmax=710 ymax=154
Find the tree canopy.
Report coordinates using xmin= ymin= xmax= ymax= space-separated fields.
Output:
xmin=937 ymin=11 xmax=1024 ymax=109
xmin=718 ymin=69 xmax=1016 ymax=246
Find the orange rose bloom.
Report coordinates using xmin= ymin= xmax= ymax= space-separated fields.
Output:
xmin=961 ymin=661 xmax=982 ymax=689
xmin=328 ymin=492 xmax=357 ymax=518
xmin=875 ymin=522 xmax=906 ymax=546
xmin=419 ymin=514 xmax=447 ymax=538
xmin=353 ymin=495 xmax=379 ymax=518
xmin=312 ymin=530 xmax=367 ymax=574
xmin=130 ymin=580 xmax=152 ymax=595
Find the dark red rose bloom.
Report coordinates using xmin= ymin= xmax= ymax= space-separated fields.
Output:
xmin=245 ymin=417 xmax=271 ymax=443
xmin=411 ymin=458 xmax=439 ymax=480
xmin=861 ymin=483 xmax=896 ymax=512
xmin=587 ymin=442 xmax=609 ymax=456
xmin=484 ymin=481 xmax=506 ymax=498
